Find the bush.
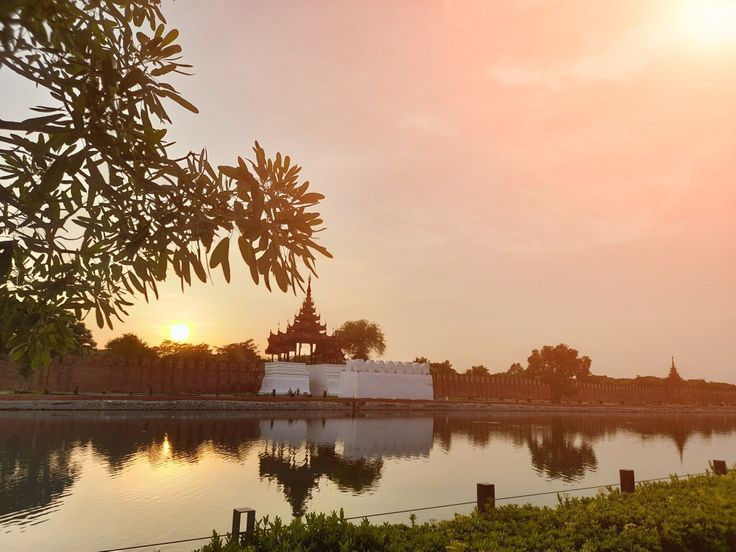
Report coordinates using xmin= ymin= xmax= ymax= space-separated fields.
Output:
xmin=194 ymin=472 xmax=736 ymax=551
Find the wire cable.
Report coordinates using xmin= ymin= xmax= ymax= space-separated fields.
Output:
xmin=93 ymin=470 xmax=713 ymax=551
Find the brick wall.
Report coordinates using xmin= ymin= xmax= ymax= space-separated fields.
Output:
xmin=432 ymin=373 xmax=736 ymax=405
xmin=0 ymin=356 xmax=264 ymax=394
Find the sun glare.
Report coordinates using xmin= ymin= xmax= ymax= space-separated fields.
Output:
xmin=169 ymin=323 xmax=190 ymax=342
xmin=677 ymin=0 xmax=736 ymax=47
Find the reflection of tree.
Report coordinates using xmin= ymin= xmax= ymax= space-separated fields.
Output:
xmin=0 ymin=412 xmax=263 ymax=525
xmin=0 ymin=426 xmax=79 ymax=523
xmin=526 ymin=421 xmax=597 ymax=481
xmin=432 ymin=413 xmax=736 ymax=483
xmin=258 ymin=443 xmax=383 ymax=517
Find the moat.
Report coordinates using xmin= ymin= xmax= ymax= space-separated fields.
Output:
xmin=2 ymin=411 xmax=736 ymax=552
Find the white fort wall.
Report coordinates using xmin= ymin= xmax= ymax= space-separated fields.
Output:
xmin=259 ymin=362 xmax=310 ymax=395
xmin=306 ymin=364 xmax=343 ymax=397
xmin=260 ymin=360 xmax=434 ymax=400
xmin=337 ymin=360 xmax=433 ymax=400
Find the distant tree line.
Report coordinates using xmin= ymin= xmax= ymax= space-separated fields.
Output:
xmin=103 ymin=333 xmax=261 ymax=363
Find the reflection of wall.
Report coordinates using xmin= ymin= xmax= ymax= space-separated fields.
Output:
xmin=340 ymin=418 xmax=432 ymax=458
xmin=258 ymin=417 xmax=433 ymax=459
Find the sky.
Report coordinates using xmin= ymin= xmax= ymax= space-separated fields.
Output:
xmin=2 ymin=0 xmax=735 ymax=381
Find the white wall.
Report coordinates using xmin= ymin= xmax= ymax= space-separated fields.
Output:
xmin=259 ymin=362 xmax=310 ymax=395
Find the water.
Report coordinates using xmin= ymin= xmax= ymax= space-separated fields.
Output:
xmin=2 ymin=410 xmax=736 ymax=552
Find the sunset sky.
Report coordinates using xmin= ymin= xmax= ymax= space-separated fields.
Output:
xmin=3 ymin=0 xmax=735 ymax=381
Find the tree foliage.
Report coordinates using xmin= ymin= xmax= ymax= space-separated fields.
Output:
xmin=155 ymin=340 xmax=211 ymax=361
xmin=507 ymin=362 xmax=524 ymax=376
xmin=69 ymin=319 xmax=96 ymax=352
xmin=104 ymin=332 xmax=152 ymax=359
xmin=524 ymin=344 xmax=592 ymax=402
xmin=467 ymin=364 xmax=489 ymax=376
xmin=334 ymin=320 xmax=386 ymax=360
xmin=216 ymin=340 xmax=260 ymax=363
xmin=415 ymin=357 xmax=456 ymax=376
xmin=0 ymin=0 xmax=330 ymax=373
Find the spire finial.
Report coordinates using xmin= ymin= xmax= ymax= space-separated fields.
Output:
xmin=307 ymin=275 xmax=312 ymax=298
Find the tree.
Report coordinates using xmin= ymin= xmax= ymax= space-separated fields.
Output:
xmin=105 ymin=333 xmax=153 ymax=359
xmin=507 ymin=362 xmax=525 ymax=376
xmin=69 ymin=320 xmax=96 ymax=353
xmin=429 ymin=360 xmax=456 ymax=376
xmin=414 ymin=357 xmax=457 ymax=376
xmin=333 ymin=320 xmax=386 ymax=360
xmin=525 ymin=344 xmax=592 ymax=403
xmin=216 ymin=340 xmax=260 ymax=363
xmin=467 ymin=365 xmax=489 ymax=376
xmin=155 ymin=340 xmax=211 ymax=362
xmin=0 ymin=1 xmax=331 ymax=374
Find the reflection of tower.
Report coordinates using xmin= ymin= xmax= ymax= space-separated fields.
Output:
xmin=255 ymin=416 xmax=432 ymax=516
xmin=257 ymin=442 xmax=383 ymax=517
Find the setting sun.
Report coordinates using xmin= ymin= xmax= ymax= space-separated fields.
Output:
xmin=677 ymin=0 xmax=736 ymax=47
xmin=169 ymin=323 xmax=190 ymax=342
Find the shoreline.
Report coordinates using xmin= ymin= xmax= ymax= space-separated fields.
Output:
xmin=2 ymin=394 xmax=736 ymax=413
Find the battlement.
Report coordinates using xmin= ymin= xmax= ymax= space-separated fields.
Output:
xmin=346 ymin=360 xmax=430 ymax=375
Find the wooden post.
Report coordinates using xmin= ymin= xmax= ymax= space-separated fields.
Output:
xmin=477 ymin=483 xmax=495 ymax=513
xmin=713 ymin=460 xmax=728 ymax=475
xmin=620 ymin=469 xmax=635 ymax=493
xmin=231 ymin=507 xmax=256 ymax=542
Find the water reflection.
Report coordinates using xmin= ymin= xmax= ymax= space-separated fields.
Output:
xmin=1 ymin=411 xmax=736 ymax=528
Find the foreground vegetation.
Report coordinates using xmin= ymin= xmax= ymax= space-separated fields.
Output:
xmin=196 ymin=471 xmax=736 ymax=552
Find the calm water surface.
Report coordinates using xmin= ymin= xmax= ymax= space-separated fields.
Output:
xmin=2 ymin=410 xmax=736 ymax=551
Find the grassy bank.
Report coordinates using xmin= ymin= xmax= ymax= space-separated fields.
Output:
xmin=196 ymin=471 xmax=736 ymax=551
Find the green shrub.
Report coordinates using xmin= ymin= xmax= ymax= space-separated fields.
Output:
xmin=195 ymin=472 xmax=736 ymax=552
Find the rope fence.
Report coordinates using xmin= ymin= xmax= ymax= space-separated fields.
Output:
xmin=93 ymin=464 xmax=725 ymax=552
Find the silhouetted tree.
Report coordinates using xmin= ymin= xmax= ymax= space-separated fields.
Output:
xmin=155 ymin=340 xmax=211 ymax=362
xmin=69 ymin=321 xmax=96 ymax=353
xmin=216 ymin=340 xmax=261 ymax=363
xmin=468 ymin=365 xmax=490 ymax=376
xmin=105 ymin=333 xmax=154 ymax=360
xmin=429 ymin=360 xmax=456 ymax=376
xmin=525 ymin=344 xmax=591 ymax=403
xmin=0 ymin=1 xmax=330 ymax=374
xmin=507 ymin=362 xmax=525 ymax=376
xmin=334 ymin=320 xmax=386 ymax=360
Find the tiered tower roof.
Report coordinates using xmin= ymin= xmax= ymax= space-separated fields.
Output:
xmin=265 ymin=279 xmax=341 ymax=362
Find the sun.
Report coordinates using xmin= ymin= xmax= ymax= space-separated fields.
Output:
xmin=169 ymin=323 xmax=190 ymax=342
xmin=677 ymin=0 xmax=736 ymax=47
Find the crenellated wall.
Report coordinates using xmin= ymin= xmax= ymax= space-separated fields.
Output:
xmin=2 ymin=357 xmax=735 ymax=405
xmin=431 ymin=373 xmax=736 ymax=405
xmin=0 ymin=356 xmax=264 ymax=395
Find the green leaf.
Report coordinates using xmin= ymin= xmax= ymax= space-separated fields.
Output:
xmin=95 ymin=302 xmax=104 ymax=329
xmin=0 ymin=241 xmax=13 ymax=280
xmin=39 ymin=156 xmax=69 ymax=195
xmin=161 ymin=90 xmax=199 ymax=113
xmin=209 ymin=236 xmax=229 ymax=269
xmin=238 ymin=236 xmax=259 ymax=285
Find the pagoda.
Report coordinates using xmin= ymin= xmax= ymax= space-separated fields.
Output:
xmin=667 ymin=356 xmax=683 ymax=382
xmin=265 ymin=279 xmax=342 ymax=364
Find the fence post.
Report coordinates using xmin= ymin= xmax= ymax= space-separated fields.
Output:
xmin=713 ymin=460 xmax=728 ymax=475
xmin=477 ymin=483 xmax=495 ymax=513
xmin=619 ymin=469 xmax=635 ymax=493
xmin=231 ymin=507 xmax=256 ymax=541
